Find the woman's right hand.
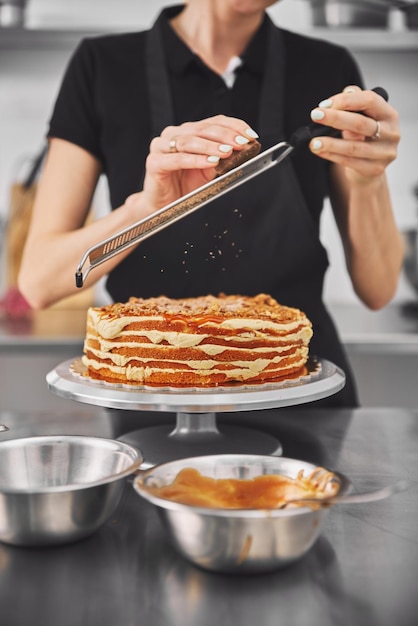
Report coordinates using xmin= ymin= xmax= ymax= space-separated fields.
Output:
xmin=18 ymin=117 xmax=258 ymax=309
xmin=125 ymin=115 xmax=259 ymax=216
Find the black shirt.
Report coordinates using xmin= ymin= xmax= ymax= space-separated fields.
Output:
xmin=48 ymin=6 xmax=363 ymax=232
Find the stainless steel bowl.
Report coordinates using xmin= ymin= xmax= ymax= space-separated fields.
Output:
xmin=403 ymin=228 xmax=418 ymax=295
xmin=403 ymin=3 xmax=418 ymax=29
xmin=133 ymin=454 xmax=350 ymax=574
xmin=311 ymin=0 xmax=391 ymax=28
xmin=0 ymin=435 xmax=142 ymax=547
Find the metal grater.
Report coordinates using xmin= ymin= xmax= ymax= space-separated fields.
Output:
xmin=75 ymin=140 xmax=292 ymax=287
xmin=75 ymin=85 xmax=388 ymax=288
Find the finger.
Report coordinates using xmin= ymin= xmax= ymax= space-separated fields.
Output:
xmin=146 ymin=151 xmax=225 ymax=176
xmin=310 ymin=101 xmax=384 ymax=140
xmin=179 ymin=115 xmax=259 ymax=142
xmin=309 ymin=137 xmax=393 ymax=175
xmin=313 ymin=86 xmax=391 ymax=122
xmin=159 ymin=119 xmax=259 ymax=153
xmin=317 ymin=86 xmax=385 ymax=116
xmin=310 ymin=149 xmax=385 ymax=179
xmin=161 ymin=133 xmax=235 ymax=157
xmin=151 ymin=134 xmax=232 ymax=167
xmin=343 ymin=85 xmax=362 ymax=94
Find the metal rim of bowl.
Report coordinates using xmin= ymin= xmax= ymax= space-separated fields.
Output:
xmin=0 ymin=435 xmax=143 ymax=494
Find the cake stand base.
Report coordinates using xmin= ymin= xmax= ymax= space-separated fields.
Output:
xmin=46 ymin=357 xmax=345 ymax=467
xmin=119 ymin=412 xmax=282 ymax=468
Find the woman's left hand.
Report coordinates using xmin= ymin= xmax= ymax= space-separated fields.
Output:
xmin=308 ymin=86 xmax=400 ymax=185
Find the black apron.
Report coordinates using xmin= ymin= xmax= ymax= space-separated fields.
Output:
xmin=106 ymin=13 xmax=358 ymax=407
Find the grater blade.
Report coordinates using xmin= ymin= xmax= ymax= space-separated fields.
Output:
xmin=75 ymin=140 xmax=292 ymax=287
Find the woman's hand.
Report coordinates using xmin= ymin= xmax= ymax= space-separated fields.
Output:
xmin=312 ymin=87 xmax=404 ymax=310
xmin=125 ymin=114 xmax=259 ymax=215
xmin=308 ymin=86 xmax=400 ymax=186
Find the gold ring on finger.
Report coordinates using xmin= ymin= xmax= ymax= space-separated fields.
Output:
xmin=168 ymin=136 xmax=178 ymax=153
xmin=370 ymin=120 xmax=381 ymax=141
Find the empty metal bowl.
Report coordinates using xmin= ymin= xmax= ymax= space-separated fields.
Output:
xmin=310 ymin=0 xmax=391 ymax=28
xmin=0 ymin=435 xmax=142 ymax=547
xmin=403 ymin=228 xmax=418 ymax=295
xmin=403 ymin=2 xmax=418 ymax=29
xmin=133 ymin=454 xmax=350 ymax=574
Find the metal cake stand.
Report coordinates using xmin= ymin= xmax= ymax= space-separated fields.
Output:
xmin=46 ymin=357 xmax=345 ymax=467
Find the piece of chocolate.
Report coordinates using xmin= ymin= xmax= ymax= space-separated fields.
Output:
xmin=215 ymin=140 xmax=261 ymax=177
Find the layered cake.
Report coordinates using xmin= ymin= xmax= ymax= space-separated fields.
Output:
xmin=81 ymin=293 xmax=313 ymax=387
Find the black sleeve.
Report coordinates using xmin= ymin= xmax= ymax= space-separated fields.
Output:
xmin=47 ymin=39 xmax=103 ymax=163
xmin=340 ymin=46 xmax=365 ymax=91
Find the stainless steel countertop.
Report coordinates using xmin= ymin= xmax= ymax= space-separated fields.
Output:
xmin=1 ymin=406 xmax=417 ymax=626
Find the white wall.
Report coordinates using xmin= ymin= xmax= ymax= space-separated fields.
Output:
xmin=320 ymin=47 xmax=418 ymax=305
xmin=1 ymin=0 xmax=417 ymax=304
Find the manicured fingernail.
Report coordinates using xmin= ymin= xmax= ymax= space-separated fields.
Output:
xmin=318 ymin=98 xmax=333 ymax=109
xmin=311 ymin=109 xmax=325 ymax=121
xmin=235 ymin=135 xmax=250 ymax=145
xmin=245 ymin=128 xmax=259 ymax=139
xmin=219 ymin=144 xmax=233 ymax=153
xmin=344 ymin=87 xmax=356 ymax=93
xmin=207 ymin=155 xmax=220 ymax=163
xmin=311 ymin=139 xmax=323 ymax=151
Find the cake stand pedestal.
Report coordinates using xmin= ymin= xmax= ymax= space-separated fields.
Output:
xmin=46 ymin=357 xmax=345 ymax=467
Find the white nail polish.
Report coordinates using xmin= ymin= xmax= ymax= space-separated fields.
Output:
xmin=207 ymin=155 xmax=220 ymax=163
xmin=311 ymin=139 xmax=323 ymax=151
xmin=344 ymin=87 xmax=356 ymax=93
xmin=235 ymin=135 xmax=250 ymax=145
xmin=311 ymin=109 xmax=325 ymax=121
xmin=245 ymin=128 xmax=259 ymax=139
xmin=318 ymin=98 xmax=333 ymax=109
xmin=219 ymin=144 xmax=233 ymax=153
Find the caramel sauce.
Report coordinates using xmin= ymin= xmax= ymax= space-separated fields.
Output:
xmin=163 ymin=314 xmax=224 ymax=328
xmin=147 ymin=467 xmax=337 ymax=509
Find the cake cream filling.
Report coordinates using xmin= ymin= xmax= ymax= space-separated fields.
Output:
xmin=89 ymin=312 xmax=310 ymax=341
xmin=83 ymin=346 xmax=308 ymax=373
xmin=85 ymin=326 xmax=312 ymax=352
xmin=82 ymin=351 xmax=308 ymax=381
xmin=85 ymin=337 xmax=310 ymax=358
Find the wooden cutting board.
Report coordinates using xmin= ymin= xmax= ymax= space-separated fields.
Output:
xmin=6 ymin=181 xmax=94 ymax=310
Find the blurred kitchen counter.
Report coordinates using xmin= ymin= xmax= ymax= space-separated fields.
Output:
xmin=0 ymin=308 xmax=86 ymax=351
xmin=0 ymin=308 xmax=86 ymax=412
xmin=329 ymin=302 xmax=418 ymax=355
xmin=328 ymin=302 xmax=418 ymax=408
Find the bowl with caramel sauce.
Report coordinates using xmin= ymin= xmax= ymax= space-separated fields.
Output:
xmin=133 ymin=454 xmax=350 ymax=574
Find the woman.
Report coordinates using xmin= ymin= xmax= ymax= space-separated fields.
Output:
xmin=18 ymin=1 xmax=404 ymax=406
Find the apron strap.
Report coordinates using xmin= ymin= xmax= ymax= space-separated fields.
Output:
xmin=257 ymin=18 xmax=286 ymax=146
xmin=145 ymin=16 xmax=175 ymax=138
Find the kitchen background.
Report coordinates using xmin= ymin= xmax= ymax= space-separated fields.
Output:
xmin=1 ymin=0 xmax=418 ymax=305
xmin=1 ymin=0 xmax=418 ymax=409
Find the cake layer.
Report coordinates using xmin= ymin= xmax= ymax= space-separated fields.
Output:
xmin=82 ymin=293 xmax=313 ymax=387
